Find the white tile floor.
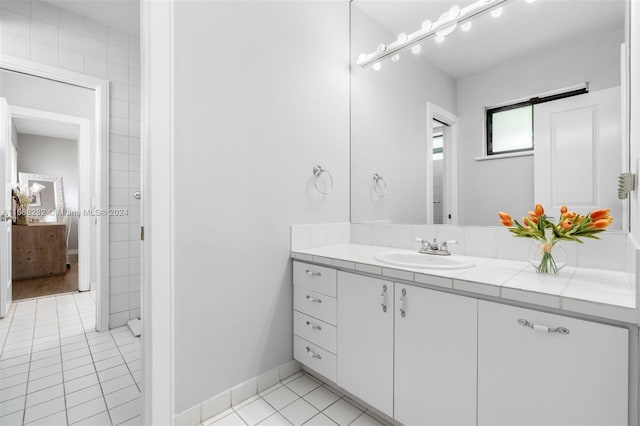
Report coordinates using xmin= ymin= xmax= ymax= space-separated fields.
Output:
xmin=0 ymin=292 xmax=142 ymax=425
xmin=203 ymin=373 xmax=391 ymax=426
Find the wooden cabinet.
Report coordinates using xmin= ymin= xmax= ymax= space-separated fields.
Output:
xmin=477 ymin=301 xmax=628 ymax=426
xmin=337 ymin=271 xmax=394 ymax=417
xmin=394 ymin=283 xmax=477 ymax=426
xmin=12 ymin=223 xmax=66 ymax=280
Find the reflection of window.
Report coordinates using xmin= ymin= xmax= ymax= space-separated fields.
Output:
xmin=433 ymin=132 xmax=443 ymax=160
xmin=485 ymin=87 xmax=588 ymax=156
xmin=486 ymin=104 xmax=532 ymax=155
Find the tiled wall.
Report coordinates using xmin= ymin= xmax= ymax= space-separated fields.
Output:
xmin=0 ymin=0 xmax=141 ymax=328
xmin=291 ymin=222 xmax=632 ymax=273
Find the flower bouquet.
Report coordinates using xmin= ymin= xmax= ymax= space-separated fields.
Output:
xmin=498 ymin=204 xmax=613 ymax=274
xmin=12 ymin=186 xmax=30 ymax=225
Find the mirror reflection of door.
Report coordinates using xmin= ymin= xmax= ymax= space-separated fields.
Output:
xmin=432 ymin=120 xmax=446 ymax=224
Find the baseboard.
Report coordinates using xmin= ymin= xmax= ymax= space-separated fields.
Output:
xmin=174 ymin=359 xmax=302 ymax=426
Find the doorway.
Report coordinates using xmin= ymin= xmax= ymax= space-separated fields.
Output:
xmin=426 ymin=102 xmax=459 ymax=225
xmin=0 ymin=58 xmax=109 ymax=332
xmin=10 ymin=113 xmax=83 ymax=301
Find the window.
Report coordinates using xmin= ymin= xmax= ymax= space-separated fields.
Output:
xmin=433 ymin=131 xmax=444 ymax=160
xmin=485 ymin=87 xmax=588 ymax=156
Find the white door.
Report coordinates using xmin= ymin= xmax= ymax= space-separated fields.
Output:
xmin=337 ymin=271 xmax=393 ymax=417
xmin=0 ymin=98 xmax=13 ymax=318
xmin=477 ymin=301 xmax=628 ymax=426
xmin=534 ymin=87 xmax=622 ymax=227
xmin=394 ymin=284 xmax=477 ymax=426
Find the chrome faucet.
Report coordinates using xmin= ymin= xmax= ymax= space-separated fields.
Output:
xmin=415 ymin=238 xmax=457 ymax=256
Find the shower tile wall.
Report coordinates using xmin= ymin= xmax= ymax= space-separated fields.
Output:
xmin=0 ymin=0 xmax=142 ymax=328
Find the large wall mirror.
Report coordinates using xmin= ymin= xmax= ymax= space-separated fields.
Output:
xmin=350 ymin=0 xmax=630 ymax=230
xmin=19 ymin=173 xmax=65 ymax=223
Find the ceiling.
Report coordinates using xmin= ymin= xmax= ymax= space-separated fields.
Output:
xmin=42 ymin=0 xmax=140 ymax=37
xmin=14 ymin=117 xmax=79 ymax=141
xmin=354 ymin=0 xmax=625 ymax=78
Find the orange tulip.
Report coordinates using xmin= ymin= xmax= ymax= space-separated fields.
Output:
xmin=590 ymin=209 xmax=611 ymax=220
xmin=534 ymin=203 xmax=544 ymax=216
xmin=528 ymin=211 xmax=537 ymax=219
xmin=500 ymin=219 xmax=513 ymax=227
xmin=560 ymin=219 xmax=572 ymax=230
xmin=560 ymin=205 xmax=568 ymax=214
xmin=590 ymin=218 xmax=613 ymax=229
xmin=528 ymin=215 xmax=538 ymax=224
xmin=498 ymin=212 xmax=511 ymax=221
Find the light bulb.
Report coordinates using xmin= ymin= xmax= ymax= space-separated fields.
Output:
xmin=391 ymin=54 xmax=400 ymax=62
xmin=448 ymin=5 xmax=461 ymax=18
xmin=436 ymin=23 xmax=457 ymax=38
xmin=461 ymin=21 xmax=472 ymax=32
xmin=357 ymin=53 xmax=367 ymax=63
xmin=397 ymin=33 xmax=408 ymax=43
xmin=491 ymin=7 xmax=503 ymax=18
xmin=435 ymin=35 xmax=446 ymax=43
xmin=411 ymin=45 xmax=422 ymax=54
xmin=377 ymin=43 xmax=387 ymax=53
xmin=421 ymin=20 xmax=433 ymax=31
xmin=372 ymin=62 xmax=382 ymax=71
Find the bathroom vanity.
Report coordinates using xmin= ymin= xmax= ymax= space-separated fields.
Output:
xmin=291 ymin=244 xmax=634 ymax=425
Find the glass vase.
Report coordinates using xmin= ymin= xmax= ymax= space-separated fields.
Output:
xmin=528 ymin=240 xmax=566 ymax=274
xmin=16 ymin=204 xmax=28 ymax=226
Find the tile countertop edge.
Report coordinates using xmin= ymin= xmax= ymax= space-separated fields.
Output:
xmin=291 ymin=244 xmax=639 ymax=325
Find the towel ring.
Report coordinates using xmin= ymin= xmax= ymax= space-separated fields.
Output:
xmin=373 ymin=173 xmax=387 ymax=197
xmin=313 ymin=165 xmax=333 ymax=195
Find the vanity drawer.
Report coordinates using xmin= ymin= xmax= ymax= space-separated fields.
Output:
xmin=293 ymin=286 xmax=337 ymax=326
xmin=294 ymin=336 xmax=336 ymax=383
xmin=293 ymin=261 xmax=337 ymax=297
xmin=294 ymin=311 xmax=336 ymax=354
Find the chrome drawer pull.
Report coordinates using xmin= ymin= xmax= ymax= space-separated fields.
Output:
xmin=305 ymin=295 xmax=322 ymax=303
xmin=305 ymin=320 xmax=322 ymax=331
xmin=380 ymin=284 xmax=388 ymax=313
xmin=306 ymin=346 xmax=322 ymax=360
xmin=518 ymin=319 xmax=569 ymax=335
xmin=305 ymin=269 xmax=322 ymax=277
xmin=399 ymin=288 xmax=406 ymax=318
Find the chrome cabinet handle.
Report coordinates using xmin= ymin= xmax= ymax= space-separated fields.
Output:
xmin=518 ymin=319 xmax=569 ymax=335
xmin=0 ymin=212 xmax=13 ymax=221
xmin=306 ymin=346 xmax=322 ymax=360
xmin=305 ymin=269 xmax=322 ymax=277
xmin=305 ymin=320 xmax=322 ymax=331
xmin=305 ymin=295 xmax=322 ymax=304
xmin=399 ymin=288 xmax=406 ymax=318
xmin=380 ymin=284 xmax=388 ymax=313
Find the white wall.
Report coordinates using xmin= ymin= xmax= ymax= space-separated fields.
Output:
xmin=457 ymin=29 xmax=623 ymax=226
xmin=0 ymin=0 xmax=141 ymax=327
xmin=172 ymin=1 xmax=350 ymax=413
xmin=351 ymin=6 xmax=457 ymax=224
xmin=17 ymin=133 xmax=79 ymax=250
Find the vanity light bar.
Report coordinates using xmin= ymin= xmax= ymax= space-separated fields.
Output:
xmin=357 ymin=0 xmax=513 ymax=69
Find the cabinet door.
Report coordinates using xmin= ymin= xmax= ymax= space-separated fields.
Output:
xmin=478 ymin=301 xmax=628 ymax=426
xmin=394 ymin=284 xmax=477 ymax=426
xmin=337 ymin=271 xmax=393 ymax=417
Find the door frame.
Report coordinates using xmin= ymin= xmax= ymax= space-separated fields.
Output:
xmin=0 ymin=54 xmax=110 ymax=332
xmin=426 ymin=102 xmax=459 ymax=225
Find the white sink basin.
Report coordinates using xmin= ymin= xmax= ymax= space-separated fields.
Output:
xmin=374 ymin=251 xmax=475 ymax=270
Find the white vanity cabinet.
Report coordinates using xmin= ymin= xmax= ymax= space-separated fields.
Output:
xmin=292 ymin=262 xmax=338 ymax=382
xmin=477 ymin=301 xmax=629 ymax=426
xmin=394 ymin=283 xmax=478 ymax=426
xmin=337 ymin=271 xmax=394 ymax=417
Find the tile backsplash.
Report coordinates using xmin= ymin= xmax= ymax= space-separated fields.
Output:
xmin=292 ymin=222 xmax=633 ymax=273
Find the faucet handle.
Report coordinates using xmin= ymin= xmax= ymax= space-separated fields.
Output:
xmin=440 ymin=240 xmax=458 ymax=251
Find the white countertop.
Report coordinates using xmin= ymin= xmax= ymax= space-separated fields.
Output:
xmin=291 ymin=244 xmax=638 ymax=324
